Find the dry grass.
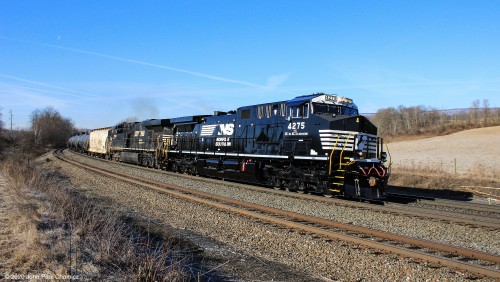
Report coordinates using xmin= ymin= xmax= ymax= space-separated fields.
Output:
xmin=1 ymin=154 xmax=192 ymax=281
xmin=389 ymin=164 xmax=500 ymax=200
xmin=0 ymin=164 xmax=50 ymax=276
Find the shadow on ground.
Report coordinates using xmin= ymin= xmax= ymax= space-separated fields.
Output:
xmin=386 ymin=185 xmax=474 ymax=203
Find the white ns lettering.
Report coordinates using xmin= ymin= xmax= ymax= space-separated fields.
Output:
xmin=218 ymin=124 xmax=234 ymax=135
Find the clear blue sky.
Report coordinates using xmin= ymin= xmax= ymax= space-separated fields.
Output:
xmin=1 ymin=1 xmax=499 ymax=129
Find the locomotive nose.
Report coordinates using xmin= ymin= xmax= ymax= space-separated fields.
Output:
xmin=328 ymin=115 xmax=378 ymax=135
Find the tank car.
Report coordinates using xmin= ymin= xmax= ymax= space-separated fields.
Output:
xmin=68 ymin=133 xmax=89 ymax=153
xmin=68 ymin=135 xmax=77 ymax=149
xmin=77 ymin=134 xmax=89 ymax=153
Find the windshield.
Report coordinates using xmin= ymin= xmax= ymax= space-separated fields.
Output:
xmin=312 ymin=103 xmax=358 ymax=116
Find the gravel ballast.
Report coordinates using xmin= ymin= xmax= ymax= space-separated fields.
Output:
xmin=44 ymin=151 xmax=498 ymax=281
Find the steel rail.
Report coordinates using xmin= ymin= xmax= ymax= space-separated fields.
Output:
xmin=55 ymin=150 xmax=500 ymax=279
xmin=382 ymin=203 xmax=500 ymax=229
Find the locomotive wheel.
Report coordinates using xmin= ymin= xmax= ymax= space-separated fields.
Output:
xmin=272 ymin=177 xmax=285 ymax=190
xmin=288 ymin=179 xmax=300 ymax=192
xmin=188 ymin=165 xmax=198 ymax=176
xmin=296 ymin=182 xmax=308 ymax=194
xmin=323 ymin=192 xmax=334 ymax=198
xmin=170 ymin=163 xmax=177 ymax=172
xmin=179 ymin=165 xmax=187 ymax=174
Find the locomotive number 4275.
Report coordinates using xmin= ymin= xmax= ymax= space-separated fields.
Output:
xmin=288 ymin=122 xmax=306 ymax=130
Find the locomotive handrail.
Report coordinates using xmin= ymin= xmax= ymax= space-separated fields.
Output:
xmin=339 ymin=134 xmax=354 ymax=170
xmin=328 ymin=134 xmax=342 ymax=176
xmin=163 ymin=136 xmax=171 ymax=159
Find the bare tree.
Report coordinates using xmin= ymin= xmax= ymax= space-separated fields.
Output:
xmin=371 ymin=107 xmax=398 ymax=135
xmin=470 ymin=99 xmax=481 ymax=125
xmin=30 ymin=107 xmax=75 ymax=149
xmin=482 ymin=99 xmax=490 ymax=126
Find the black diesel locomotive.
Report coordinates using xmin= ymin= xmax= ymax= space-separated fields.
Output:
xmin=69 ymin=93 xmax=390 ymax=200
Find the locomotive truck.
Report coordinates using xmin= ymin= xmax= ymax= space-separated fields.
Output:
xmin=69 ymin=93 xmax=390 ymax=200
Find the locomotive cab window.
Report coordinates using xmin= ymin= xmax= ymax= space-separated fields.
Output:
xmin=312 ymin=103 xmax=358 ymax=116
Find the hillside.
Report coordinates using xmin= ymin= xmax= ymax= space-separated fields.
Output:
xmin=384 ymin=126 xmax=500 ymax=201
xmin=386 ymin=126 xmax=500 ymax=178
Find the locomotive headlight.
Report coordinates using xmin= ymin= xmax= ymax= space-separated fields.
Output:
xmin=381 ymin=152 xmax=388 ymax=162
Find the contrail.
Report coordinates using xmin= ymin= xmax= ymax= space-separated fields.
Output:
xmin=0 ymin=73 xmax=99 ymax=98
xmin=0 ymin=81 xmax=89 ymax=100
xmin=0 ymin=36 xmax=266 ymax=89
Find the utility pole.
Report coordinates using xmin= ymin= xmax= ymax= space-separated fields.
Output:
xmin=9 ymin=109 xmax=13 ymax=130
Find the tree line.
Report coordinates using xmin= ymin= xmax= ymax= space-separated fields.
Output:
xmin=369 ymin=99 xmax=500 ymax=137
xmin=0 ymin=107 xmax=75 ymax=158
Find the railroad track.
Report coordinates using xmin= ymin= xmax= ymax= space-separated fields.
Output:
xmin=55 ymin=150 xmax=500 ymax=279
xmin=65 ymin=149 xmax=500 ymax=231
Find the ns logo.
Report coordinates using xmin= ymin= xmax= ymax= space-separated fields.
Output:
xmin=200 ymin=123 xmax=234 ymax=137
xmin=218 ymin=124 xmax=234 ymax=136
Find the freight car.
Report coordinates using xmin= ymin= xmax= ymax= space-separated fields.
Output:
xmin=69 ymin=93 xmax=390 ymax=200
xmin=88 ymin=127 xmax=112 ymax=157
xmin=68 ymin=133 xmax=89 ymax=153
